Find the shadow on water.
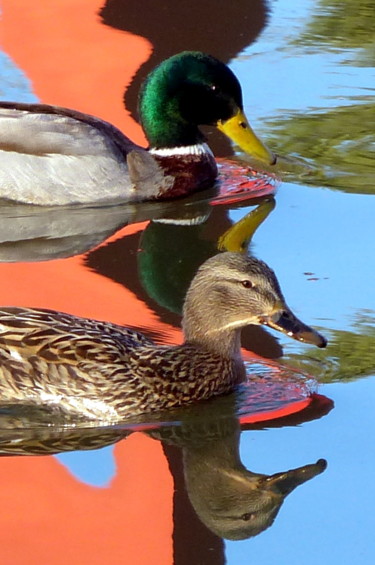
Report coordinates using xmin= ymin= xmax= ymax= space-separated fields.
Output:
xmin=283 ymin=310 xmax=375 ymax=382
xmin=264 ymin=104 xmax=375 ymax=193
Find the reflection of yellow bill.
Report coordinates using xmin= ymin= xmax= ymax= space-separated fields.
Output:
xmin=217 ymin=108 xmax=276 ymax=166
xmin=218 ymin=198 xmax=276 ymax=252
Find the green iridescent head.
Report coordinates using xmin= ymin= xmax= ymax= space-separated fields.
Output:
xmin=138 ymin=52 xmax=275 ymax=165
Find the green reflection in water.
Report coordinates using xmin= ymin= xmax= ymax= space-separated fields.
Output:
xmin=253 ymin=0 xmax=375 ymax=193
xmin=264 ymin=102 xmax=375 ymax=193
xmin=295 ymin=0 xmax=375 ymax=65
xmin=284 ymin=310 xmax=375 ymax=382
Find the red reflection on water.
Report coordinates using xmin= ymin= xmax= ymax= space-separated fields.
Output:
xmin=0 ymin=3 xmax=321 ymax=563
xmin=1 ymin=0 xmax=150 ymax=141
xmin=0 ymin=434 xmax=173 ymax=565
xmin=0 ymin=2 xmax=175 ymax=563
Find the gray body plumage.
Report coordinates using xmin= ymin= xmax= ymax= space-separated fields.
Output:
xmin=0 ymin=103 xmax=177 ymax=205
xmin=0 ymin=105 xmax=135 ymax=204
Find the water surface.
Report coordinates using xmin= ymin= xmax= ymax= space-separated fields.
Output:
xmin=0 ymin=0 xmax=374 ymax=564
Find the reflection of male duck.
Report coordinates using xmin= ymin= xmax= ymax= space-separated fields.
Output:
xmin=137 ymin=199 xmax=276 ymax=314
xmin=0 ymin=193 xmax=214 ymax=262
xmin=0 ymin=52 xmax=274 ymax=205
xmin=88 ymin=199 xmax=286 ymax=359
xmin=0 ymin=253 xmax=325 ymax=421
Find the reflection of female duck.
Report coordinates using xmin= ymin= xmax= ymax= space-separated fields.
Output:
xmin=0 ymin=400 xmax=327 ymax=541
xmin=178 ymin=420 xmax=327 ymax=540
xmin=0 ymin=52 xmax=275 ymax=205
xmin=0 ymin=252 xmax=325 ymax=421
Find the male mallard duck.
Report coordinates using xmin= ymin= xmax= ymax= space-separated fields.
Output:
xmin=0 ymin=52 xmax=275 ymax=205
xmin=0 ymin=252 xmax=325 ymax=422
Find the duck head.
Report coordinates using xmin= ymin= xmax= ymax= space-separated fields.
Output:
xmin=183 ymin=252 xmax=327 ymax=353
xmin=138 ymin=51 xmax=275 ymax=165
xmin=186 ymin=454 xmax=327 ymax=540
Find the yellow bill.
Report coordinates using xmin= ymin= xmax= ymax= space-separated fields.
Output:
xmin=218 ymin=199 xmax=276 ymax=252
xmin=217 ymin=108 xmax=276 ymax=166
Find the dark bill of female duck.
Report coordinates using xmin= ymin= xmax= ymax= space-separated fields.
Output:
xmin=259 ymin=304 xmax=327 ymax=348
xmin=183 ymin=252 xmax=326 ymax=350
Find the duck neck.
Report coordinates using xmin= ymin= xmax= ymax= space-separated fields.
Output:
xmin=183 ymin=426 xmax=252 ymax=478
xmin=140 ymin=104 xmax=203 ymax=148
xmin=183 ymin=321 xmax=243 ymax=361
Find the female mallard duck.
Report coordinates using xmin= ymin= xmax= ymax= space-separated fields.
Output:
xmin=0 ymin=252 xmax=325 ymax=422
xmin=0 ymin=52 xmax=275 ymax=205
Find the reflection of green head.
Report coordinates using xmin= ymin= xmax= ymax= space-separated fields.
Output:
xmin=138 ymin=220 xmax=216 ymax=314
xmin=138 ymin=200 xmax=276 ymax=315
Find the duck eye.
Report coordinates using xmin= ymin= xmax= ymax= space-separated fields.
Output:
xmin=241 ymin=280 xmax=254 ymax=289
xmin=210 ymin=84 xmax=217 ymax=91
xmin=241 ymin=512 xmax=254 ymax=521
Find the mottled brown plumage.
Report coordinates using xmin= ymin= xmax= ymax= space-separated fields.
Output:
xmin=0 ymin=252 xmax=326 ymax=422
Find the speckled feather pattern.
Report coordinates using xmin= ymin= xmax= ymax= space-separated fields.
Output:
xmin=0 ymin=252 xmax=324 ymax=424
xmin=0 ymin=307 xmax=235 ymax=422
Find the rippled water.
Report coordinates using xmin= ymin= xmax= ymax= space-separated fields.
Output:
xmin=0 ymin=0 xmax=374 ymax=563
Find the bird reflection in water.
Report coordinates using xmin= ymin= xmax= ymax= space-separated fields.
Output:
xmin=173 ymin=419 xmax=326 ymax=540
xmin=0 ymin=399 xmax=327 ymax=541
